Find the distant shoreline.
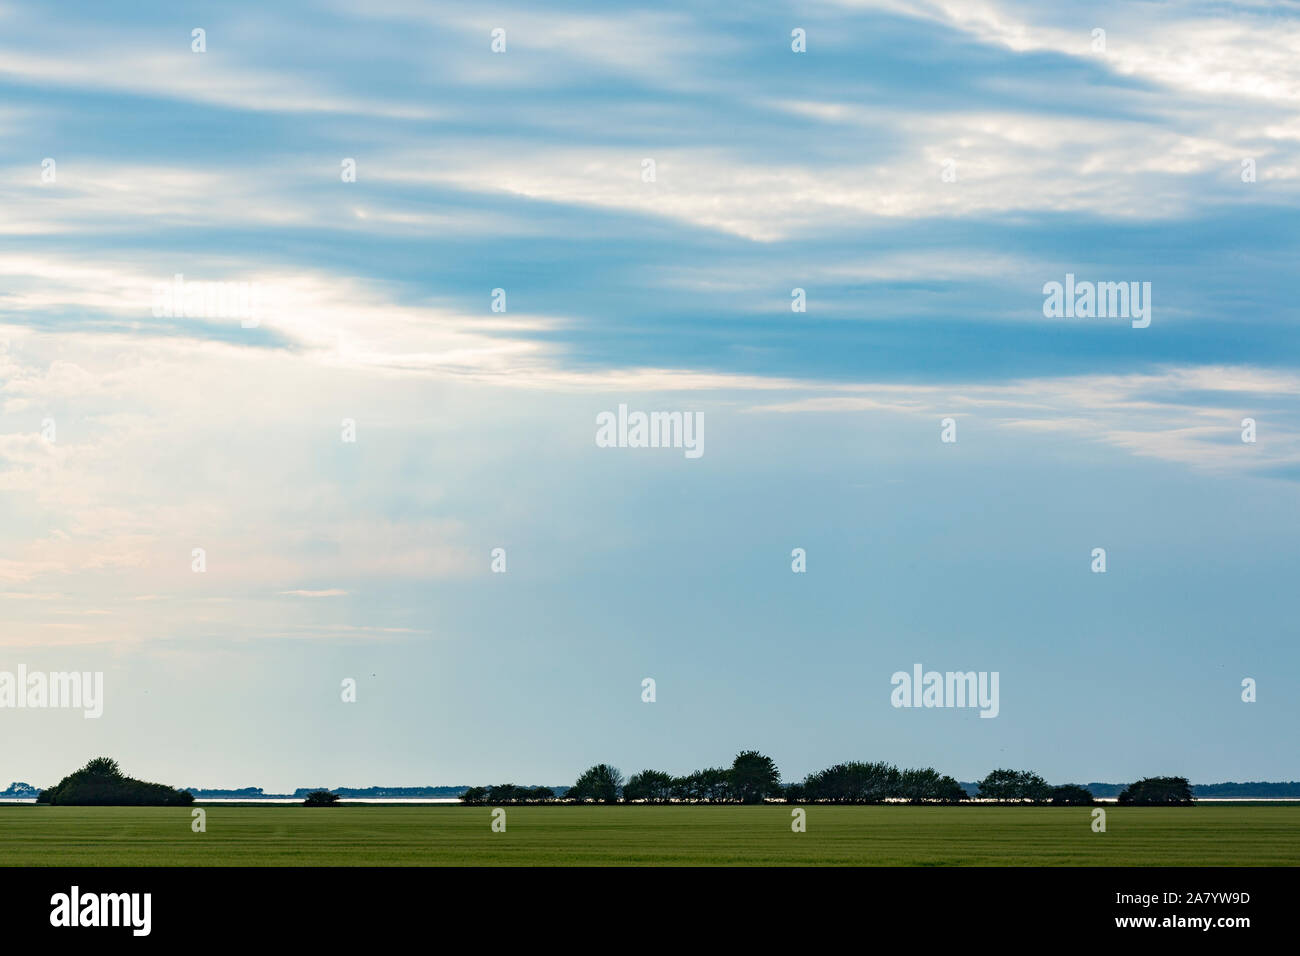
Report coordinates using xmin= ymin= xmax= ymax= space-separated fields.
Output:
xmin=5 ymin=796 xmax=1300 ymax=805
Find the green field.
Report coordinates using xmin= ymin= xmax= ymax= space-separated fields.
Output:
xmin=2 ymin=804 xmax=1297 ymax=865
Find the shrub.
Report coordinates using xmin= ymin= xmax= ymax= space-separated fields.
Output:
xmin=38 ymin=757 xmax=193 ymax=806
xmin=802 ymin=762 xmax=899 ymax=803
xmin=1117 ymin=776 xmax=1194 ymax=806
xmin=1050 ymin=784 xmax=1095 ymax=806
xmin=624 ymin=770 xmax=674 ymax=803
xmin=977 ymin=768 xmax=1051 ymax=803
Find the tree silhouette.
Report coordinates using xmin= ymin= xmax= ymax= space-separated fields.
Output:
xmin=37 ymin=757 xmax=192 ymax=806
xmin=978 ymin=768 xmax=1051 ymax=803
xmin=625 ymin=770 xmax=674 ymax=803
xmin=1050 ymin=784 xmax=1095 ymax=806
xmin=570 ymin=764 xmax=624 ymax=803
xmin=1117 ymin=777 xmax=1193 ymax=806
xmin=729 ymin=751 xmax=780 ymax=804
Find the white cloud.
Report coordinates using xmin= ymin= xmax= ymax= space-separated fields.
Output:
xmin=752 ymin=365 xmax=1300 ymax=476
xmin=0 ymin=48 xmax=438 ymax=118
xmin=848 ymin=0 xmax=1300 ymax=104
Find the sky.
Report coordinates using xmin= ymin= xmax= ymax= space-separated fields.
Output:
xmin=1 ymin=0 xmax=1298 ymax=792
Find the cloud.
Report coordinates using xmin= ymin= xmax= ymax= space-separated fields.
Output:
xmin=858 ymin=0 xmax=1300 ymax=105
xmin=2 ymin=0 xmax=1299 ymax=662
xmin=751 ymin=364 xmax=1300 ymax=477
xmin=0 ymin=44 xmax=439 ymax=118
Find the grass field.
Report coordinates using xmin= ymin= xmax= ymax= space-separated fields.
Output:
xmin=2 ymin=804 xmax=1297 ymax=866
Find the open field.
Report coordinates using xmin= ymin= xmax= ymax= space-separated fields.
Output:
xmin=2 ymin=804 xmax=1297 ymax=866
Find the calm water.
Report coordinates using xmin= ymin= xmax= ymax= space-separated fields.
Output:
xmin=0 ymin=797 xmax=464 ymax=804
xmin=3 ymin=796 xmax=1296 ymax=804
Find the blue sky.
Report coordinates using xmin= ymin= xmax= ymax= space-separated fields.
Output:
xmin=1 ymin=0 xmax=1298 ymax=791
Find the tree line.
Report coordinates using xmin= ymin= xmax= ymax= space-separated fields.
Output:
xmin=461 ymin=753 xmax=1195 ymax=807
xmin=28 ymin=755 xmax=1194 ymax=807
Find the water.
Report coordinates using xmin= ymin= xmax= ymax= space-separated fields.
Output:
xmin=0 ymin=797 xmax=464 ymax=804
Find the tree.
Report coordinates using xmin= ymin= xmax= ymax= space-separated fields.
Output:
xmin=625 ymin=770 xmax=673 ymax=804
xmin=977 ymin=768 xmax=1050 ymax=803
xmin=899 ymin=767 xmax=944 ymax=804
xmin=673 ymin=767 xmax=731 ymax=803
xmin=303 ymin=789 xmax=339 ymax=807
xmin=1050 ymin=784 xmax=1095 ymax=806
xmin=977 ymin=768 xmax=1020 ymax=801
xmin=82 ymin=757 xmax=122 ymax=778
xmin=570 ymin=764 xmax=624 ymax=804
xmin=489 ymin=783 xmax=524 ymax=804
xmin=934 ymin=775 xmax=968 ymax=804
xmin=461 ymin=786 xmax=488 ymax=805
xmin=669 ymin=775 xmax=694 ymax=803
xmin=802 ymin=762 xmax=899 ymax=803
xmin=695 ymin=767 xmax=731 ymax=802
xmin=1020 ymin=771 xmax=1052 ymax=804
xmin=1117 ymin=776 xmax=1194 ymax=806
xmin=729 ymin=751 xmax=781 ymax=804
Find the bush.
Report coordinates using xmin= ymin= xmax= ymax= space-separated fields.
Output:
xmin=488 ymin=783 xmax=524 ymax=804
xmin=1117 ymin=777 xmax=1194 ymax=806
xmin=799 ymin=764 xmax=966 ymax=804
xmin=977 ymin=768 xmax=1051 ymax=803
xmin=38 ymin=757 xmax=193 ymax=806
xmin=303 ymin=789 xmax=340 ymax=807
xmin=681 ymin=768 xmax=730 ymax=803
xmin=802 ymin=762 xmax=899 ymax=803
xmin=932 ymin=774 xmax=969 ymax=804
xmin=1050 ymin=784 xmax=1095 ymax=806
xmin=624 ymin=770 xmax=674 ymax=803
